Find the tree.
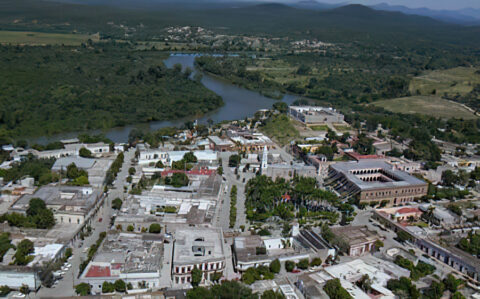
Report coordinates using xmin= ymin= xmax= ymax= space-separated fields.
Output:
xmin=79 ymin=147 xmax=93 ymax=158
xmin=228 ymin=154 xmax=241 ymax=167
xmin=26 ymin=198 xmax=46 ymax=217
xmin=128 ymin=167 xmax=136 ymax=175
xmin=423 ymin=281 xmax=445 ymax=299
xmin=386 ymin=277 xmax=420 ymax=299
xmin=452 ymin=291 xmax=466 ymax=299
xmin=102 ymin=281 xmax=115 ymax=293
xmin=297 ymin=258 xmax=309 ymax=270
xmin=217 ymin=166 xmax=223 ymax=175
xmin=112 ymin=198 xmax=123 ymax=210
xmin=184 ymin=152 xmax=198 ymax=163
xmin=169 ymin=172 xmax=189 ymax=187
xmin=272 ymin=102 xmax=288 ymax=113
xmin=374 ymin=239 xmax=384 ymax=251
xmin=323 ymin=278 xmax=353 ymax=299
xmin=0 ymin=285 xmax=10 ymax=296
xmin=75 ymin=283 xmax=91 ymax=296
xmin=285 ymin=260 xmax=295 ymax=272
xmin=64 ymin=247 xmax=73 ymax=259
xmin=191 ymin=266 xmax=203 ymax=287
xmin=127 ymin=225 xmax=134 ymax=232
xmin=155 ymin=160 xmax=164 ymax=168
xmin=396 ymin=230 xmax=412 ymax=243
xmin=443 ymin=273 xmax=463 ymax=293
xmin=114 ymin=279 xmax=126 ymax=293
xmin=310 ymin=257 xmax=322 ymax=267
xmin=14 ymin=239 xmax=34 ymax=265
xmin=149 ymin=223 xmax=161 ymax=234
xmin=261 ymin=290 xmax=285 ymax=299
xmin=270 ymin=259 xmax=281 ymax=273
xmin=19 ymin=284 xmax=29 ymax=295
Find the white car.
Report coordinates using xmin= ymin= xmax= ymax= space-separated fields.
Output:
xmin=12 ymin=293 xmax=26 ymax=298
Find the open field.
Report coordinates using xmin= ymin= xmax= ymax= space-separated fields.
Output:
xmin=0 ymin=30 xmax=93 ymax=45
xmin=310 ymin=125 xmax=329 ymax=131
xmin=372 ymin=96 xmax=478 ymax=119
xmin=409 ymin=67 xmax=480 ymax=97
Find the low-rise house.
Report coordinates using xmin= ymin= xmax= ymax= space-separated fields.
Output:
xmin=79 ymin=232 xmax=164 ymax=293
xmin=208 ymin=136 xmax=235 ymax=152
xmin=330 ymin=226 xmax=381 ymax=257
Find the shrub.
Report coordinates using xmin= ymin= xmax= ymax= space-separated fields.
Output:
xmin=270 ymin=259 xmax=281 ymax=273
xmin=149 ymin=223 xmax=161 ymax=234
xmin=285 ymin=260 xmax=295 ymax=272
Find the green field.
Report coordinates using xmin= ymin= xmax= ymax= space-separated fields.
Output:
xmin=0 ymin=30 xmax=94 ymax=45
xmin=310 ymin=125 xmax=329 ymax=131
xmin=373 ymin=96 xmax=478 ymax=119
xmin=409 ymin=67 xmax=480 ymax=97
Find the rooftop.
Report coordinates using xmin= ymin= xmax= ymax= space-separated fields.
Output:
xmin=331 ymin=225 xmax=379 ymax=246
xmin=173 ymin=227 xmax=224 ymax=265
xmin=330 ymin=160 xmax=426 ymax=190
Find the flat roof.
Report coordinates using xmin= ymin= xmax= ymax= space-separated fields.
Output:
xmin=330 ymin=160 xmax=426 ymax=190
xmin=52 ymin=157 xmax=96 ymax=170
xmin=173 ymin=227 xmax=224 ymax=265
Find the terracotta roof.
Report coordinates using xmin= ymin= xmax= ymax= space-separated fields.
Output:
xmin=346 ymin=152 xmax=384 ymax=161
xmin=85 ymin=265 xmax=111 ymax=277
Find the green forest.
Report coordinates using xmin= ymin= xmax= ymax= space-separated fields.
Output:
xmin=0 ymin=43 xmax=222 ymax=139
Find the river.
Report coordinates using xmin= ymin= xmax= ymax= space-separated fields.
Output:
xmin=29 ymin=54 xmax=297 ymax=144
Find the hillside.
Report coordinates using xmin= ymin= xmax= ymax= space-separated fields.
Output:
xmin=0 ymin=0 xmax=480 ymax=46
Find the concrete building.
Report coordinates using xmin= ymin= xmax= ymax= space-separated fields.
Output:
xmin=79 ymin=232 xmax=164 ymax=293
xmin=289 ymin=106 xmax=344 ymax=126
xmin=208 ymin=136 xmax=234 ymax=152
xmin=261 ymin=147 xmax=317 ymax=180
xmin=172 ymin=227 xmax=226 ymax=286
xmin=327 ymin=160 xmax=428 ymax=206
xmin=227 ymin=130 xmax=275 ymax=152
xmin=373 ymin=210 xmax=480 ymax=281
xmin=138 ymin=150 xmax=218 ymax=167
xmin=0 ymin=266 xmax=40 ymax=291
xmin=233 ymin=235 xmax=312 ymax=272
xmin=330 ymin=226 xmax=381 ymax=257
xmin=10 ymin=185 xmax=101 ymax=226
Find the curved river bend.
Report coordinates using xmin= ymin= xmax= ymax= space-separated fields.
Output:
xmin=30 ymin=54 xmax=297 ymax=144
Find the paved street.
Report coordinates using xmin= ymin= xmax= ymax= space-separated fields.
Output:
xmin=35 ymin=149 xmax=135 ymax=298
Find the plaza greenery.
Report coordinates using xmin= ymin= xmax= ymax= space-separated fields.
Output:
xmin=245 ymin=176 xmax=339 ymax=223
xmin=186 ymin=280 xmax=257 ymax=299
xmin=165 ymin=172 xmax=189 ymax=188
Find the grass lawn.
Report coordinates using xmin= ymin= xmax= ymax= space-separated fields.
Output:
xmin=261 ymin=114 xmax=300 ymax=145
xmin=0 ymin=30 xmax=93 ymax=45
xmin=333 ymin=124 xmax=351 ymax=132
xmin=409 ymin=67 xmax=480 ymax=97
xmin=310 ymin=125 xmax=329 ymax=131
xmin=372 ymin=96 xmax=478 ymax=120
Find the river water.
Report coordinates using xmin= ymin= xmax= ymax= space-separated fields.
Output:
xmin=30 ymin=54 xmax=297 ymax=144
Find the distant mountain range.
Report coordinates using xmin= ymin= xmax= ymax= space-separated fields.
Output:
xmin=43 ymin=0 xmax=480 ymax=25
xmin=371 ymin=3 xmax=480 ymax=25
xmin=290 ymin=0 xmax=480 ymax=25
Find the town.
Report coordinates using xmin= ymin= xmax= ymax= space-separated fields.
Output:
xmin=0 ymin=102 xmax=477 ymax=299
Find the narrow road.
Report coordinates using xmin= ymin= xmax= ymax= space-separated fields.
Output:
xmin=35 ymin=148 xmax=135 ymax=298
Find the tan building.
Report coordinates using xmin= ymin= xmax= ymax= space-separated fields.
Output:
xmin=172 ymin=227 xmax=226 ymax=286
xmin=328 ymin=160 xmax=427 ymax=206
xmin=331 ymin=226 xmax=380 ymax=257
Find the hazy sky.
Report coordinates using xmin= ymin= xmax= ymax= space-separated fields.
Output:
xmin=309 ymin=0 xmax=480 ymax=10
